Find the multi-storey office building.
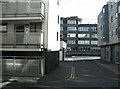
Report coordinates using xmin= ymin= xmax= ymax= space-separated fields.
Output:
xmin=98 ymin=0 xmax=120 ymax=64
xmin=0 ymin=0 xmax=61 ymax=77
xmin=60 ymin=16 xmax=100 ymax=56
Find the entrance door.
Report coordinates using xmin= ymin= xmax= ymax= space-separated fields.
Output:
xmin=14 ymin=25 xmax=25 ymax=44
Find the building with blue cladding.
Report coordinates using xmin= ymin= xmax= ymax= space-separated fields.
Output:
xmin=60 ymin=16 xmax=100 ymax=56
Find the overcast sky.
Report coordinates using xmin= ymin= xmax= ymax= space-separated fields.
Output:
xmin=60 ymin=0 xmax=109 ymax=24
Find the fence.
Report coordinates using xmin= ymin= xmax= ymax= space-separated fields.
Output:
xmin=0 ymin=56 xmax=45 ymax=77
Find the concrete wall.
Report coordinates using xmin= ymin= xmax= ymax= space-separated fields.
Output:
xmin=98 ymin=1 xmax=120 ymax=64
xmin=47 ymin=0 xmax=60 ymax=51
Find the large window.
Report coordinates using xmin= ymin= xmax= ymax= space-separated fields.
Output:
xmin=67 ymin=27 xmax=77 ymax=31
xmin=91 ymin=47 xmax=100 ymax=51
xmin=0 ymin=24 xmax=7 ymax=32
xmin=79 ymin=47 xmax=90 ymax=51
xmin=78 ymin=34 xmax=90 ymax=38
xmin=91 ymin=41 xmax=98 ymax=44
xmin=91 ymin=27 xmax=97 ymax=31
xmin=78 ymin=40 xmax=90 ymax=44
xmin=78 ymin=27 xmax=89 ymax=31
xmin=78 ymin=27 xmax=97 ymax=31
xmin=67 ymin=40 xmax=76 ymax=44
xmin=15 ymin=25 xmax=25 ymax=32
xmin=67 ymin=33 xmax=76 ymax=37
xmin=67 ymin=20 xmax=76 ymax=24
xmin=30 ymin=22 xmax=42 ymax=32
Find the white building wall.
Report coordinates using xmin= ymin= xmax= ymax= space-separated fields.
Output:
xmin=47 ymin=0 xmax=60 ymax=51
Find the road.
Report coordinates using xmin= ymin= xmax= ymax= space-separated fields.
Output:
xmin=2 ymin=60 xmax=120 ymax=89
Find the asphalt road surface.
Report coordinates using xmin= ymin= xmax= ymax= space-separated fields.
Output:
xmin=2 ymin=60 xmax=120 ymax=89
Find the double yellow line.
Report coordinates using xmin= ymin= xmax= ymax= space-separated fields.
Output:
xmin=66 ymin=62 xmax=75 ymax=80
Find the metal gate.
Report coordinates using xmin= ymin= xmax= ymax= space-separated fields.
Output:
xmin=1 ymin=56 xmax=45 ymax=77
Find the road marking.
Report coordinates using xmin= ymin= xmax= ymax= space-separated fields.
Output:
xmin=66 ymin=66 xmax=75 ymax=80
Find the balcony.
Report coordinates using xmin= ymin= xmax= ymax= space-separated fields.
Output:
xmin=0 ymin=32 xmax=44 ymax=49
xmin=1 ymin=1 xmax=45 ymax=20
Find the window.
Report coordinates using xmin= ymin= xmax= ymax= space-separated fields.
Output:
xmin=30 ymin=22 xmax=42 ymax=32
xmin=79 ymin=47 xmax=90 ymax=51
xmin=60 ymin=27 xmax=63 ymax=31
xmin=57 ymin=32 xmax=59 ymax=41
xmin=41 ymin=2 xmax=45 ymax=15
xmin=0 ymin=23 xmax=7 ymax=32
xmin=57 ymin=0 xmax=59 ymax=6
xmin=67 ymin=40 xmax=75 ymax=44
xmin=60 ymin=20 xmax=63 ymax=24
xmin=67 ymin=33 xmax=76 ymax=37
xmin=111 ymin=31 xmax=113 ymax=37
xmin=67 ymin=20 xmax=76 ymax=24
xmin=111 ymin=5 xmax=113 ymax=10
xmin=78 ymin=27 xmax=89 ymax=31
xmin=91 ymin=34 xmax=97 ymax=38
xmin=115 ymin=13 xmax=118 ymax=18
xmin=78 ymin=34 xmax=90 ymax=38
xmin=67 ymin=47 xmax=72 ymax=51
xmin=102 ymin=8 xmax=105 ymax=13
xmin=67 ymin=27 xmax=77 ymax=31
xmin=91 ymin=41 xmax=98 ymax=44
xmin=15 ymin=25 xmax=24 ymax=32
xmin=78 ymin=27 xmax=97 ymax=31
xmin=91 ymin=47 xmax=100 ymax=51
xmin=111 ymin=16 xmax=113 ymax=23
xmin=119 ymin=6 xmax=120 ymax=13
xmin=101 ymin=26 xmax=103 ymax=30
xmin=58 ymin=15 xmax=59 ymax=24
xmin=91 ymin=27 xmax=97 ymax=31
xmin=78 ymin=40 xmax=90 ymax=44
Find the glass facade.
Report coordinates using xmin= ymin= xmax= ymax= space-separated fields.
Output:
xmin=67 ymin=27 xmax=77 ymax=31
xmin=78 ymin=34 xmax=90 ymax=38
xmin=91 ymin=34 xmax=98 ymax=38
xmin=78 ymin=40 xmax=90 ymax=44
xmin=60 ymin=20 xmax=63 ymax=24
xmin=78 ymin=27 xmax=97 ymax=31
xmin=67 ymin=33 xmax=76 ymax=37
xmin=91 ymin=41 xmax=98 ymax=44
xmin=67 ymin=40 xmax=76 ymax=44
xmin=78 ymin=47 xmax=100 ymax=51
xmin=91 ymin=47 xmax=100 ymax=51
xmin=60 ymin=27 xmax=63 ymax=31
xmin=67 ymin=20 xmax=76 ymax=24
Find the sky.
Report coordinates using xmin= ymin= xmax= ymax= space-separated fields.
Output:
xmin=60 ymin=0 xmax=109 ymax=24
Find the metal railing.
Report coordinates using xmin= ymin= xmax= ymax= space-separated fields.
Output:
xmin=1 ymin=2 xmax=45 ymax=19
xmin=0 ymin=32 xmax=44 ymax=48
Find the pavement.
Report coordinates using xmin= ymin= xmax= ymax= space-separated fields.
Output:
xmin=95 ymin=59 xmax=120 ymax=75
xmin=38 ymin=62 xmax=71 ymax=82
